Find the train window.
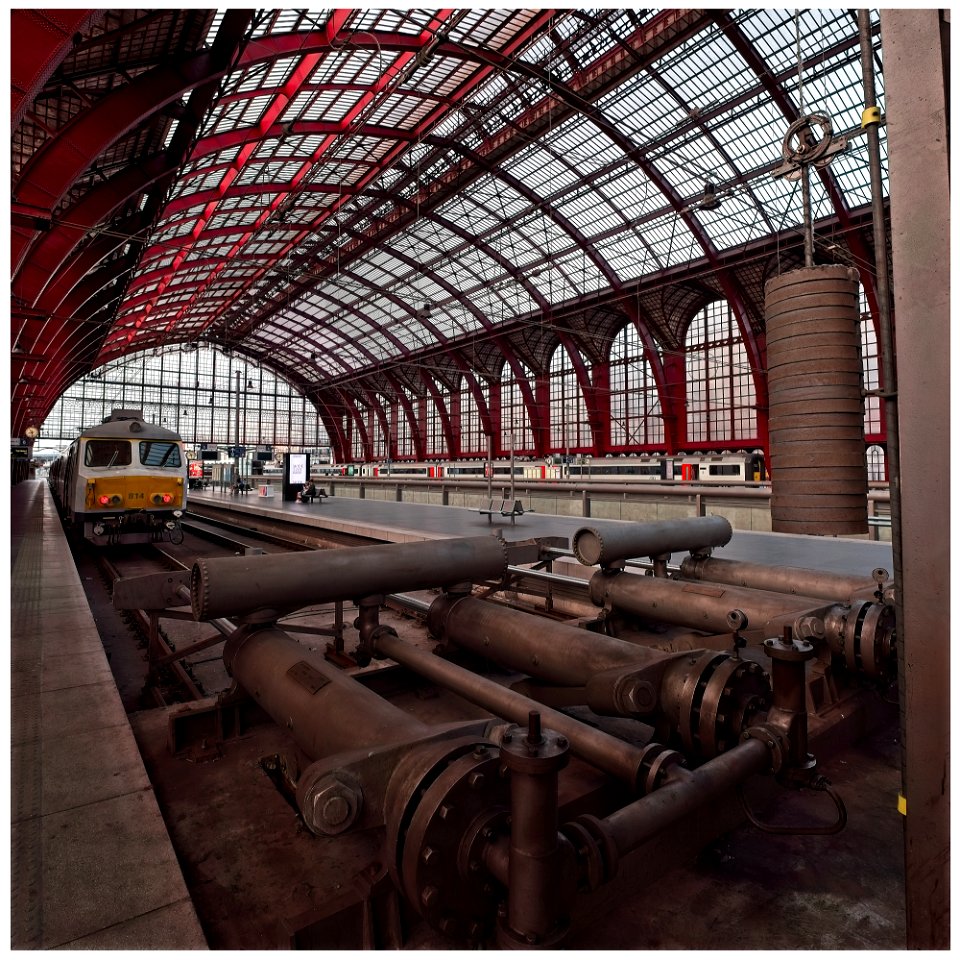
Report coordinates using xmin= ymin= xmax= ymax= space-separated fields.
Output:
xmin=139 ymin=441 xmax=182 ymax=468
xmin=708 ymin=464 xmax=742 ymax=476
xmin=85 ymin=440 xmax=132 ymax=467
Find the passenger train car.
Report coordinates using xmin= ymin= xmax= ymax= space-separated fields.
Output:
xmin=49 ymin=409 xmax=187 ymax=545
xmin=316 ymin=452 xmax=766 ymax=485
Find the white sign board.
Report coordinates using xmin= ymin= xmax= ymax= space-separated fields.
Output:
xmin=289 ymin=453 xmax=308 ymax=484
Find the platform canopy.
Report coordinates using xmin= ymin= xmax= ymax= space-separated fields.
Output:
xmin=12 ymin=8 xmax=884 ymax=439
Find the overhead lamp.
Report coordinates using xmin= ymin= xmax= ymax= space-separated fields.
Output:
xmin=246 ymin=379 xmax=254 ymax=390
xmin=700 ymin=181 xmax=722 ymax=211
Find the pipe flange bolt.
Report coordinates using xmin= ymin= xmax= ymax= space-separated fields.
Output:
xmin=303 ymin=771 xmax=363 ymax=836
xmin=740 ymin=723 xmax=787 ymax=775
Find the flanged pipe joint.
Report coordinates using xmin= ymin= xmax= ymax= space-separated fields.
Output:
xmin=756 ymin=625 xmax=818 ymax=781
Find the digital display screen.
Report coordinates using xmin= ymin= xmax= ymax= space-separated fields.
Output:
xmin=188 ymin=460 xmax=204 ymax=478
xmin=288 ymin=454 xmax=308 ymax=484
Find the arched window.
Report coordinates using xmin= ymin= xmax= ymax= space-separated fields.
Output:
xmin=685 ymin=301 xmax=756 ymax=443
xmin=866 ymin=444 xmax=886 ymax=482
xmin=501 ymin=361 xmax=534 ymax=452
xmin=609 ymin=323 xmax=664 ymax=447
xmin=549 ymin=344 xmax=590 ymax=450
xmin=458 ymin=377 xmax=485 ymax=456
xmin=351 ymin=399 xmax=368 ymax=460
xmin=394 ymin=391 xmax=414 ymax=458
xmin=425 ymin=391 xmax=445 ymax=457
xmin=369 ymin=395 xmax=388 ymax=459
xmin=41 ymin=346 xmax=326 ymax=452
xmin=860 ymin=287 xmax=882 ymax=439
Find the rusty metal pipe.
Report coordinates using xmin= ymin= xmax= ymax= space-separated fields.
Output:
xmin=481 ymin=834 xmax=511 ymax=887
xmin=372 ymin=630 xmax=651 ymax=789
xmin=573 ymin=516 xmax=732 ymax=567
xmin=679 ymin=555 xmax=886 ymax=603
xmin=597 ymin=736 xmax=770 ymax=859
xmin=192 ymin=536 xmax=508 ymax=621
xmin=428 ymin=594 xmax=665 ymax=686
xmin=223 ymin=624 xmax=429 ymax=760
xmin=590 ymin=570 xmax=826 ymax=635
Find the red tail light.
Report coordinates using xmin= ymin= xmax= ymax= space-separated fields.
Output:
xmin=162 ymin=493 xmax=172 ymax=504
xmin=98 ymin=495 xmax=110 ymax=505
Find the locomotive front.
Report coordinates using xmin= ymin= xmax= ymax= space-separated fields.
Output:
xmin=68 ymin=411 xmax=187 ymax=545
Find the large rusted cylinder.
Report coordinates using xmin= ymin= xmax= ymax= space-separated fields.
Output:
xmin=223 ymin=625 xmax=429 ymax=759
xmin=573 ymin=516 xmax=733 ymax=567
xmin=680 ymin=555 xmax=886 ymax=603
xmin=428 ymin=594 xmax=662 ymax=685
xmin=192 ymin=535 xmax=508 ymax=620
xmin=765 ymin=264 xmax=868 ymax=534
xmin=590 ymin=570 xmax=824 ymax=636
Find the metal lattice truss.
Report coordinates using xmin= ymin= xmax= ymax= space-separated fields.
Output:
xmin=11 ymin=8 xmax=885 ymax=441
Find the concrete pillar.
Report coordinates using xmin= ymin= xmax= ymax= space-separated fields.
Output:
xmin=881 ymin=8 xmax=950 ymax=949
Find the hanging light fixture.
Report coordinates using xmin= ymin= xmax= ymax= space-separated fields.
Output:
xmin=700 ymin=181 xmax=722 ymax=210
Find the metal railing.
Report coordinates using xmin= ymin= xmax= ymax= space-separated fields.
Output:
xmin=321 ymin=477 xmax=892 ymax=541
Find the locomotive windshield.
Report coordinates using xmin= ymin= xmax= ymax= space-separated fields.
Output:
xmin=85 ymin=440 xmax=132 ymax=467
xmin=139 ymin=441 xmax=182 ymax=468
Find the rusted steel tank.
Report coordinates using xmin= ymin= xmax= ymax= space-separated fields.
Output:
xmin=765 ymin=264 xmax=868 ymax=534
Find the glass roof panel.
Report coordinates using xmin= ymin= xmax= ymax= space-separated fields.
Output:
xmin=103 ymin=6 xmax=886 ymax=395
xmin=830 ymin=134 xmax=887 ymax=208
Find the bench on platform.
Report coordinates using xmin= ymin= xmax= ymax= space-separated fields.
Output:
xmin=477 ymin=498 xmax=531 ymax=525
xmin=301 ymin=487 xmax=329 ymax=504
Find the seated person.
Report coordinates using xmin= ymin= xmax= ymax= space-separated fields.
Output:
xmin=301 ymin=480 xmax=317 ymax=502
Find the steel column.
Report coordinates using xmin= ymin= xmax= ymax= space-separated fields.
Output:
xmin=881 ymin=9 xmax=950 ymax=949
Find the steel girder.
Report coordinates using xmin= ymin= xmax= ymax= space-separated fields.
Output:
xmin=11 ymin=10 xmax=253 ymax=437
xmin=11 ymin=10 xmax=104 ymax=130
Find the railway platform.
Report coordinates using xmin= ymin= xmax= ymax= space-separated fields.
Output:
xmin=187 ymin=484 xmax=894 ymax=576
xmin=10 ymin=480 xmax=207 ymax=949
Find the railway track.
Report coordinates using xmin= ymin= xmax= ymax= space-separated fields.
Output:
xmin=81 ymin=516 xmax=325 ymax=706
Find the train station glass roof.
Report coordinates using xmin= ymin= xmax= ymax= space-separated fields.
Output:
xmin=12 ymin=8 xmax=886 ymax=438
